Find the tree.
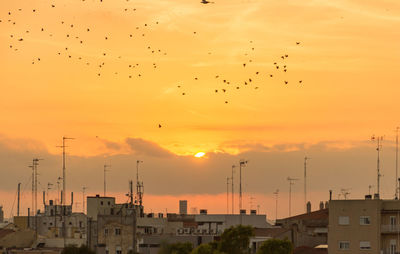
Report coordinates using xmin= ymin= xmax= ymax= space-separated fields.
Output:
xmin=256 ymin=239 xmax=293 ymax=254
xmin=61 ymin=245 xmax=95 ymax=254
xmin=218 ymin=225 xmax=254 ymax=254
xmin=158 ymin=242 xmax=193 ymax=254
xmin=190 ymin=243 xmax=225 ymax=254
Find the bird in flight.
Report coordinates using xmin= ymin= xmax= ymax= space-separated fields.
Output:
xmin=201 ymin=0 xmax=214 ymax=4
xmin=158 ymin=124 xmax=162 ymax=128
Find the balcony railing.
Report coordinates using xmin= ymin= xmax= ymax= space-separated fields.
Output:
xmin=381 ymin=224 xmax=400 ymax=233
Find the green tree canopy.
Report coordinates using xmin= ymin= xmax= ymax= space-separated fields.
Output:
xmin=158 ymin=242 xmax=193 ymax=254
xmin=61 ymin=245 xmax=95 ymax=254
xmin=218 ymin=225 xmax=254 ymax=254
xmin=256 ymin=239 xmax=293 ymax=254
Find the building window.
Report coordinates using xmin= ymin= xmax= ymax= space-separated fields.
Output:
xmin=104 ymin=228 xmax=108 ymax=236
xmin=115 ymin=228 xmax=121 ymax=235
xmin=101 ymin=201 xmax=103 ymax=205
xmin=360 ymin=241 xmax=371 ymax=250
xmin=108 ymin=201 xmax=111 ymax=205
xmin=360 ymin=216 xmax=370 ymax=225
xmin=390 ymin=239 xmax=397 ymax=254
xmin=116 ymin=246 xmax=122 ymax=254
xmin=339 ymin=216 xmax=350 ymax=225
xmin=339 ymin=241 xmax=350 ymax=250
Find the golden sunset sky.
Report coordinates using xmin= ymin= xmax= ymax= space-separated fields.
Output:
xmin=1 ymin=0 xmax=400 ymax=219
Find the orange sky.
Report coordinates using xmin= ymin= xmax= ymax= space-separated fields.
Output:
xmin=1 ymin=0 xmax=400 ymax=218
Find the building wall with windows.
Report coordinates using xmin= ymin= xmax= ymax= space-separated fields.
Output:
xmin=328 ymin=199 xmax=383 ymax=254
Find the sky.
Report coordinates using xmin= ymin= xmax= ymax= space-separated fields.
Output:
xmin=1 ymin=0 xmax=400 ymax=220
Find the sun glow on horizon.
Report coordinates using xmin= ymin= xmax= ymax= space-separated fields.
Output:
xmin=194 ymin=152 xmax=206 ymax=158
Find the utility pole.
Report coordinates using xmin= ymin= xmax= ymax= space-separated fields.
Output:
xmin=17 ymin=183 xmax=21 ymax=216
xmin=231 ymin=165 xmax=235 ymax=214
xmin=273 ymin=189 xmax=279 ymax=222
xmin=103 ymin=163 xmax=111 ymax=197
xmin=304 ymin=157 xmax=310 ymax=213
xmin=239 ymin=160 xmax=248 ymax=212
xmin=57 ymin=136 xmax=74 ymax=206
xmin=371 ymin=135 xmax=383 ymax=196
xmin=396 ymin=127 xmax=399 ymax=199
xmin=82 ymin=187 xmax=87 ymax=214
xmin=287 ymin=177 xmax=298 ymax=217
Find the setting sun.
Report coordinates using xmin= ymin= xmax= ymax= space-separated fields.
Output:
xmin=194 ymin=152 xmax=206 ymax=158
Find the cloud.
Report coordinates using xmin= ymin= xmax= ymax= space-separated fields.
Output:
xmin=125 ymin=137 xmax=174 ymax=158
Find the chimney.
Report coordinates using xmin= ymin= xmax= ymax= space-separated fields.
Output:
xmin=200 ymin=209 xmax=207 ymax=215
xmin=365 ymin=194 xmax=372 ymax=200
xmin=43 ymin=191 xmax=46 ymax=207
xmin=71 ymin=192 xmax=74 ymax=206
xmin=250 ymin=210 xmax=257 ymax=215
xmin=374 ymin=193 xmax=380 ymax=200
xmin=319 ymin=201 xmax=324 ymax=210
xmin=329 ymin=190 xmax=332 ymax=201
xmin=240 ymin=209 xmax=246 ymax=215
xmin=306 ymin=202 xmax=311 ymax=213
xmin=324 ymin=201 xmax=329 ymax=209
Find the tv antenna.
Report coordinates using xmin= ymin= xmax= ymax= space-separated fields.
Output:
xmin=57 ymin=136 xmax=74 ymax=206
xmin=103 ymin=163 xmax=111 ymax=197
xmin=304 ymin=156 xmax=310 ymax=213
xmin=371 ymin=135 xmax=383 ymax=196
xmin=396 ymin=127 xmax=399 ymax=199
xmin=82 ymin=186 xmax=87 ymax=213
xmin=287 ymin=177 xmax=298 ymax=217
xmin=340 ymin=188 xmax=351 ymax=200
xmin=239 ymin=159 xmax=248 ymax=212
xmin=368 ymin=185 xmax=374 ymax=195
xmin=231 ymin=165 xmax=236 ymax=214
xmin=136 ymin=160 xmax=144 ymax=206
xmin=273 ymin=189 xmax=279 ymax=221
xmin=226 ymin=177 xmax=230 ymax=214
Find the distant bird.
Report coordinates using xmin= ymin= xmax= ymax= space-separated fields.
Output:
xmin=299 ymin=80 xmax=303 ymax=84
xmin=243 ymin=63 xmax=246 ymax=67
xmin=158 ymin=124 xmax=162 ymax=128
xmin=225 ymin=101 xmax=228 ymax=104
xmin=201 ymin=0 xmax=213 ymax=4
xmin=182 ymin=93 xmax=186 ymax=95
xmin=296 ymin=42 xmax=301 ymax=45
xmin=284 ymin=81 xmax=288 ymax=84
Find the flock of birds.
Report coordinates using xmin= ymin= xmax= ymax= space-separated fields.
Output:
xmin=2 ymin=0 xmax=304 ymax=128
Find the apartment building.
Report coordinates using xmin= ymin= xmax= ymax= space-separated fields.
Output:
xmin=328 ymin=196 xmax=400 ymax=254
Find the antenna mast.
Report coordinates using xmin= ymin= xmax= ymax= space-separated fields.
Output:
xmin=396 ymin=127 xmax=399 ymax=199
xmin=371 ymin=135 xmax=383 ymax=196
xmin=304 ymin=157 xmax=310 ymax=213
xmin=82 ymin=186 xmax=87 ymax=213
xmin=103 ymin=163 xmax=111 ymax=197
xmin=226 ymin=177 xmax=230 ymax=214
xmin=273 ymin=189 xmax=279 ymax=221
xmin=231 ymin=165 xmax=235 ymax=214
xmin=239 ymin=160 xmax=248 ymax=212
xmin=287 ymin=177 xmax=298 ymax=217
xmin=57 ymin=136 xmax=74 ymax=206
xmin=136 ymin=160 xmax=144 ymax=207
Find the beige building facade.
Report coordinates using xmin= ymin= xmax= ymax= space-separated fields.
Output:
xmin=328 ymin=198 xmax=400 ymax=254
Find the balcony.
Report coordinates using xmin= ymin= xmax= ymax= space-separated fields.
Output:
xmin=381 ymin=224 xmax=400 ymax=233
